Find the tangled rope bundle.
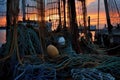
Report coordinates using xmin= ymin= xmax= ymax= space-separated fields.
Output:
xmin=71 ymin=68 xmax=115 ymax=80
xmin=14 ymin=64 xmax=56 ymax=80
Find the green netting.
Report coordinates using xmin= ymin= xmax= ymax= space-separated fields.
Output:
xmin=0 ymin=26 xmax=120 ymax=79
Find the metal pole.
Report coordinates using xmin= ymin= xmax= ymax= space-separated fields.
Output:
xmin=97 ymin=0 xmax=100 ymax=32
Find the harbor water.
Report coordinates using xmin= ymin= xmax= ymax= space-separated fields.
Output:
xmin=0 ymin=30 xmax=6 ymax=47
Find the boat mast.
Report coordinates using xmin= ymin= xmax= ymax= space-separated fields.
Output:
xmin=38 ymin=0 xmax=46 ymax=61
xmin=63 ymin=0 xmax=66 ymax=28
xmin=78 ymin=0 xmax=87 ymax=38
xmin=68 ymin=0 xmax=82 ymax=53
xmin=104 ymin=0 xmax=113 ymax=34
xmin=22 ymin=0 xmax=26 ymax=21
xmin=6 ymin=0 xmax=11 ymax=41
xmin=6 ymin=0 xmax=12 ymax=26
xmin=58 ymin=0 xmax=61 ymax=26
xmin=56 ymin=0 xmax=62 ymax=31
xmin=81 ymin=0 xmax=87 ymax=34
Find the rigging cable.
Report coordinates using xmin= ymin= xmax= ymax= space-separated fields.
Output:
xmin=113 ymin=0 xmax=120 ymax=23
xmin=108 ymin=0 xmax=119 ymax=24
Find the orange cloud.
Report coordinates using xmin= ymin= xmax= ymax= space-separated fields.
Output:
xmin=86 ymin=0 xmax=107 ymax=28
xmin=0 ymin=17 xmax=6 ymax=26
xmin=87 ymin=0 xmax=96 ymax=6
xmin=88 ymin=11 xmax=106 ymax=28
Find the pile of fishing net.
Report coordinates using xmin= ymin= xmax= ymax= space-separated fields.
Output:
xmin=0 ymin=25 xmax=42 ymax=59
xmin=41 ymin=53 xmax=120 ymax=79
xmin=18 ymin=26 xmax=42 ymax=56
xmin=13 ymin=54 xmax=120 ymax=80
xmin=14 ymin=64 xmax=56 ymax=80
xmin=0 ymin=26 xmax=120 ymax=80
xmin=0 ymin=25 xmax=43 ymax=79
xmin=96 ymin=56 xmax=120 ymax=79
xmin=71 ymin=68 xmax=115 ymax=80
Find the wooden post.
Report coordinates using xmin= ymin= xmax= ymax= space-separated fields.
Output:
xmin=58 ymin=0 xmax=61 ymax=26
xmin=22 ymin=0 xmax=26 ymax=21
xmin=63 ymin=0 xmax=66 ymax=28
xmin=37 ymin=0 xmax=46 ymax=61
xmin=6 ymin=0 xmax=12 ymax=27
xmin=88 ymin=16 xmax=90 ymax=31
xmin=104 ymin=0 xmax=113 ymax=46
xmin=6 ymin=0 xmax=11 ymax=42
xmin=68 ymin=0 xmax=82 ymax=53
xmin=104 ymin=0 xmax=113 ymax=34
xmin=97 ymin=0 xmax=100 ymax=32
xmin=81 ymin=0 xmax=87 ymax=37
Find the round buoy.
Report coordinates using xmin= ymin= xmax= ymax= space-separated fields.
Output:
xmin=58 ymin=36 xmax=65 ymax=46
xmin=47 ymin=45 xmax=59 ymax=58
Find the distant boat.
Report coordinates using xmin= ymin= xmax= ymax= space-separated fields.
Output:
xmin=101 ymin=27 xmax=120 ymax=45
xmin=78 ymin=25 xmax=96 ymax=32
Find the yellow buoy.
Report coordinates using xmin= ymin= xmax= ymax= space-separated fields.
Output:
xmin=47 ymin=45 xmax=59 ymax=58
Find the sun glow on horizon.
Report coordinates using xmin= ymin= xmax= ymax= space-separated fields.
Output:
xmin=0 ymin=17 xmax=6 ymax=26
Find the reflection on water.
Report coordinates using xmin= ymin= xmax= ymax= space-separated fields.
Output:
xmin=91 ymin=31 xmax=95 ymax=41
xmin=0 ymin=30 xmax=6 ymax=47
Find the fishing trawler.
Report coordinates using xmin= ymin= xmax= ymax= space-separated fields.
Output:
xmin=0 ymin=0 xmax=120 ymax=80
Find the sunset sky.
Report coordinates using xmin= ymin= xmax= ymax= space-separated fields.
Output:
xmin=87 ymin=0 xmax=106 ymax=29
xmin=0 ymin=0 xmax=107 ymax=28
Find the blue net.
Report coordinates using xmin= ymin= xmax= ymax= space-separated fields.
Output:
xmin=14 ymin=64 xmax=56 ymax=80
xmin=71 ymin=68 xmax=115 ymax=80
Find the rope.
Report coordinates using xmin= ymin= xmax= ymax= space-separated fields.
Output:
xmin=81 ymin=38 xmax=99 ymax=53
xmin=14 ymin=64 xmax=56 ymax=80
xmin=71 ymin=68 xmax=115 ymax=80
xmin=0 ymin=28 xmax=15 ymax=62
xmin=55 ymin=58 xmax=72 ymax=70
xmin=113 ymin=0 xmax=120 ymax=21
xmin=38 ymin=27 xmax=45 ymax=62
xmin=15 ymin=26 xmax=23 ymax=65
xmin=108 ymin=0 xmax=120 ymax=24
xmin=14 ymin=70 xmax=25 ymax=80
xmin=81 ymin=38 xmax=120 ymax=53
xmin=103 ymin=45 xmax=120 ymax=52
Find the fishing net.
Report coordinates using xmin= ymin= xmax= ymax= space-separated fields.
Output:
xmin=14 ymin=64 xmax=56 ymax=80
xmin=0 ymin=26 xmax=120 ymax=80
xmin=18 ymin=26 xmax=42 ymax=56
xmin=71 ymin=68 xmax=115 ymax=80
xmin=47 ymin=53 xmax=120 ymax=79
xmin=0 ymin=26 xmax=43 ymax=79
xmin=0 ymin=25 xmax=42 ymax=60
